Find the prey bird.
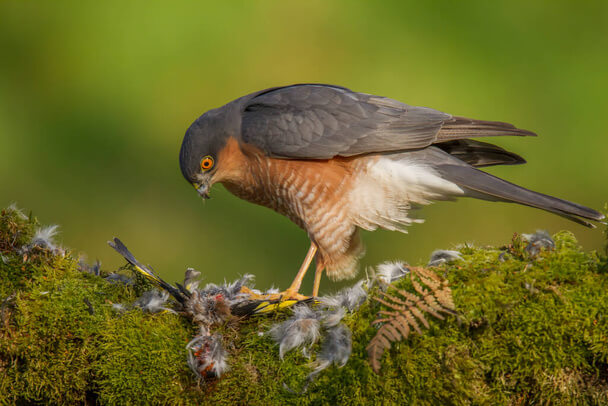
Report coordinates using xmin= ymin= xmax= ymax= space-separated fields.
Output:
xmin=179 ymin=84 xmax=604 ymax=300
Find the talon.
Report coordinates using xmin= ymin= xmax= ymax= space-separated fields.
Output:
xmin=273 ymin=289 xmax=310 ymax=302
xmin=234 ymin=287 xmax=314 ymax=316
xmin=239 ymin=286 xmax=309 ymax=302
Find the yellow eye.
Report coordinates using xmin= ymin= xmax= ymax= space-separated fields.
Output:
xmin=200 ymin=156 xmax=214 ymax=171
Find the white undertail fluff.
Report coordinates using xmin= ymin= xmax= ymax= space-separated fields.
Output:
xmin=349 ymin=156 xmax=464 ymax=233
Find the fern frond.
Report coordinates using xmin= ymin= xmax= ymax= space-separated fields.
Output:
xmin=367 ymin=267 xmax=456 ymax=373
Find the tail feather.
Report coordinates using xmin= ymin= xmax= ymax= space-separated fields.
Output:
xmin=108 ymin=238 xmax=188 ymax=304
xmin=437 ymin=116 xmax=537 ymax=142
xmin=434 ymin=164 xmax=605 ymax=228
xmin=435 ymin=139 xmax=526 ymax=168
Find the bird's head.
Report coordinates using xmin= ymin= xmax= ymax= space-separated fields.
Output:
xmin=179 ymin=111 xmax=229 ymax=199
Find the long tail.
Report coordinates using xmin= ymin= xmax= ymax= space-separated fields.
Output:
xmin=437 ymin=116 xmax=538 ymax=141
xmin=108 ymin=238 xmax=189 ymax=304
xmin=433 ymin=160 xmax=605 ymax=228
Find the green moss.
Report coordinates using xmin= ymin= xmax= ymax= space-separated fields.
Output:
xmin=0 ymin=206 xmax=37 ymax=297
xmin=96 ymin=312 xmax=198 ymax=405
xmin=1 ymin=208 xmax=607 ymax=405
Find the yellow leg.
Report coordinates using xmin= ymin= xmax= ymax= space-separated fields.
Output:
xmin=284 ymin=242 xmax=317 ymax=298
xmin=241 ymin=242 xmax=318 ymax=302
xmin=312 ymin=263 xmax=323 ymax=297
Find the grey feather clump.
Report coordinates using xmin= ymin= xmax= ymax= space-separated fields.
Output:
xmin=184 ymin=274 xmax=253 ymax=326
xmin=21 ymin=225 xmax=64 ymax=256
xmin=183 ymin=268 xmax=201 ymax=291
xmin=187 ymin=329 xmax=228 ymax=379
xmin=111 ymin=303 xmax=127 ymax=313
xmin=104 ymin=273 xmax=134 ymax=285
xmin=270 ymin=305 xmax=321 ymax=359
xmin=321 ymin=307 xmax=346 ymax=329
xmin=427 ymin=250 xmax=462 ymax=267
xmin=270 ymin=280 xmax=368 ymax=390
xmin=375 ymin=262 xmax=409 ymax=285
xmin=180 ymin=273 xmax=260 ymax=379
xmin=108 ymin=289 xmax=174 ymax=315
xmin=206 ymin=274 xmax=253 ymax=299
xmin=78 ymin=259 xmax=102 ymax=276
xmin=134 ymin=290 xmax=175 ymax=314
xmin=522 ymin=230 xmax=555 ymax=257
xmin=181 ymin=273 xmax=276 ymax=380
xmin=310 ymin=324 xmax=352 ymax=377
xmin=319 ymin=280 xmax=367 ymax=311
xmin=31 ymin=225 xmax=60 ymax=250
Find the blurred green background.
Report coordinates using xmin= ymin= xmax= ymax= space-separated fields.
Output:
xmin=1 ymin=1 xmax=606 ymax=294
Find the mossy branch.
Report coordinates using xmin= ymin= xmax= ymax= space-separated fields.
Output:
xmin=1 ymin=206 xmax=607 ymax=405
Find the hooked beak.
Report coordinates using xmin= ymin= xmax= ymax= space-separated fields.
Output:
xmin=195 ymin=183 xmax=210 ymax=200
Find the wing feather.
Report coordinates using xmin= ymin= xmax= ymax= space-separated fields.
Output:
xmin=240 ymin=84 xmax=535 ymax=159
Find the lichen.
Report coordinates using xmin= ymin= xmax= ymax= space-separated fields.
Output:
xmin=1 ymin=206 xmax=607 ymax=405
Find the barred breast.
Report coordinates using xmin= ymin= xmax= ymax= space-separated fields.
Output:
xmin=216 ymin=138 xmax=366 ymax=280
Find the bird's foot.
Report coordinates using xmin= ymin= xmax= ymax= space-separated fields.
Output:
xmin=242 ymin=286 xmax=309 ymax=301
xmin=232 ymin=286 xmax=313 ymax=316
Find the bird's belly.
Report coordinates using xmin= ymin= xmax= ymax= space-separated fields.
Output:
xmin=222 ymin=172 xmax=342 ymax=232
xmin=222 ymin=160 xmax=355 ymax=242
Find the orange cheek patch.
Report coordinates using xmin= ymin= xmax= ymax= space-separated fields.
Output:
xmin=213 ymin=137 xmax=256 ymax=183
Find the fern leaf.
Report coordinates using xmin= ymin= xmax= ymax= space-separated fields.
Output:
xmin=409 ymin=307 xmax=430 ymax=329
xmin=383 ymin=322 xmax=402 ymax=341
xmin=402 ymin=310 xmax=423 ymax=334
xmin=367 ymin=267 xmax=456 ymax=373
xmin=393 ymin=315 xmax=411 ymax=338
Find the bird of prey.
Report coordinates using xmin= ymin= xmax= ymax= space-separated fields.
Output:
xmin=179 ymin=84 xmax=604 ymax=300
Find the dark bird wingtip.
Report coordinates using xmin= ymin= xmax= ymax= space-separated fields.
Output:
xmin=588 ymin=209 xmax=606 ymax=223
xmin=107 ymin=237 xmax=123 ymax=248
xmin=107 ymin=237 xmax=140 ymax=266
xmin=108 ymin=238 xmax=124 ymax=253
xmin=560 ymin=207 xmax=605 ymax=228
xmin=513 ymin=127 xmax=537 ymax=137
xmin=525 ymin=130 xmax=538 ymax=137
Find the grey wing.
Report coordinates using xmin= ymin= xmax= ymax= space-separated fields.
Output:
xmin=240 ymin=84 xmax=535 ymax=159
